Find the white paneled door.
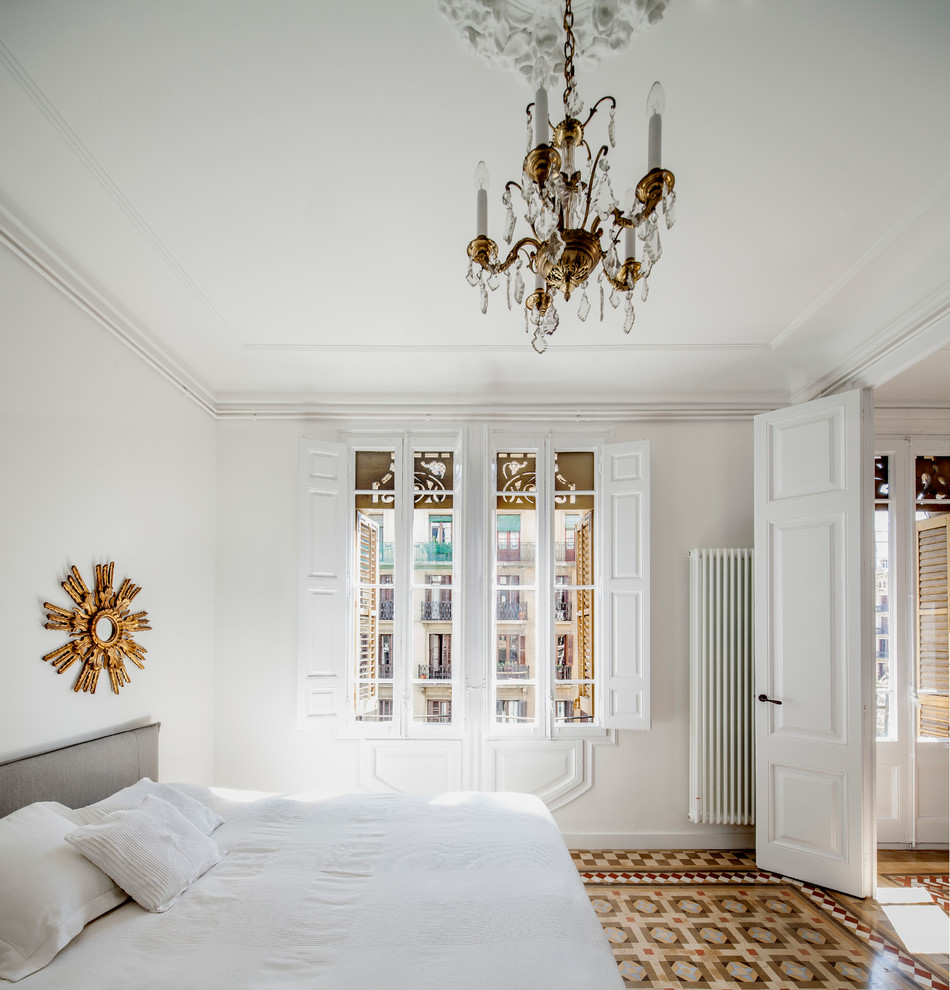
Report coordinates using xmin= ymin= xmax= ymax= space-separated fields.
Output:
xmin=754 ymin=389 xmax=875 ymax=898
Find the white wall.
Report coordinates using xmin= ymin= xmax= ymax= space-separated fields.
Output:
xmin=214 ymin=416 xmax=755 ymax=844
xmin=0 ymin=247 xmax=217 ymax=782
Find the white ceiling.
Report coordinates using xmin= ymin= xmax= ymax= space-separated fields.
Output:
xmin=1 ymin=0 xmax=948 ymax=416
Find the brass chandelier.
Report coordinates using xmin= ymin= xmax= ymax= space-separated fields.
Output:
xmin=465 ymin=0 xmax=676 ymax=353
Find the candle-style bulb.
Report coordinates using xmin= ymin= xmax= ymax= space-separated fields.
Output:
xmin=646 ymin=81 xmax=664 ymax=172
xmin=534 ymin=87 xmax=549 ymax=148
xmin=624 ymin=187 xmax=637 ymax=262
xmin=475 ymin=161 xmax=489 ymax=236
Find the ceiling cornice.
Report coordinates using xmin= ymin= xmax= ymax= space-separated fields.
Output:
xmin=794 ymin=281 xmax=950 ymax=404
xmin=212 ymin=398 xmax=774 ymax=423
xmin=0 ymin=203 xmax=218 ymax=417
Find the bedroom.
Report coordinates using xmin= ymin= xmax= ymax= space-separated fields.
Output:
xmin=0 ymin=0 xmax=948 ymax=983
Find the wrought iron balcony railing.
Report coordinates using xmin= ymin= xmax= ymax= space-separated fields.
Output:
xmin=416 ymin=541 xmax=453 ymax=564
xmin=497 ymin=661 xmax=529 ymax=679
xmin=555 ymin=664 xmax=572 ymax=680
xmin=421 ymin=601 xmax=453 ymax=621
xmin=378 ymin=663 xmax=393 ymax=679
xmin=496 ymin=601 xmax=528 ymax=621
xmin=554 ymin=602 xmax=573 ymax=622
xmin=496 ymin=542 xmax=536 ymax=563
xmin=379 ymin=542 xmax=455 ymax=566
xmin=379 ymin=599 xmax=394 ymax=620
xmin=417 ymin=664 xmax=452 ymax=680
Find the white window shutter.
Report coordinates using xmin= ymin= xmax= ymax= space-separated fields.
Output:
xmin=603 ymin=441 xmax=651 ymax=730
xmin=298 ymin=438 xmax=349 ymax=722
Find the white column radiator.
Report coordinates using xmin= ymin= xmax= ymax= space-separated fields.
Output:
xmin=688 ymin=548 xmax=755 ymax=825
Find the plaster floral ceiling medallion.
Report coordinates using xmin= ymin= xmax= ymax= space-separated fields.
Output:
xmin=437 ymin=0 xmax=670 ymax=88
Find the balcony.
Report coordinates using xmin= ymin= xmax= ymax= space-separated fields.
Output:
xmin=497 ymin=542 xmax=535 ymax=563
xmin=378 ymin=663 xmax=392 ymax=679
xmin=555 ymin=542 xmax=576 ymax=563
xmin=554 ymin=602 xmax=573 ymax=622
xmin=497 ymin=661 xmax=529 ymax=679
xmin=379 ymin=599 xmax=394 ymax=620
xmin=416 ymin=541 xmax=453 ymax=564
xmin=417 ymin=664 xmax=452 ymax=680
xmin=555 ymin=664 xmax=572 ymax=680
xmin=379 ymin=542 xmax=454 ymax=566
xmin=497 ymin=601 xmax=528 ymax=621
xmin=421 ymin=601 xmax=453 ymax=621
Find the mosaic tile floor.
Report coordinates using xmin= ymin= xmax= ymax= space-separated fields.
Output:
xmin=573 ymin=850 xmax=949 ymax=990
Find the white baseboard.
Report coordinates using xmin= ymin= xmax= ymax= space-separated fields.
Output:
xmin=877 ymin=842 xmax=949 ymax=851
xmin=562 ymin=830 xmax=755 ymax=850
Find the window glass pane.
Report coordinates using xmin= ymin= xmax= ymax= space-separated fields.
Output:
xmin=495 ymin=455 xmax=537 ymax=727
xmin=414 ymin=451 xmax=454 ymax=508
xmin=554 ymin=683 xmax=594 ymax=724
xmin=874 ymin=493 xmax=893 ymax=739
xmin=413 ymin=686 xmax=452 ymax=723
xmin=356 ymin=687 xmax=393 ymax=723
xmin=554 ymin=451 xmax=595 ymax=493
xmin=354 ymin=504 xmax=394 ymax=721
xmin=355 ymin=450 xmax=395 ymax=507
xmin=915 ymin=456 xmax=950 ymax=514
xmin=495 ymin=689 xmax=535 ymax=724
xmin=497 ymin=452 xmax=537 ymax=506
xmin=410 ymin=450 xmax=455 ymax=726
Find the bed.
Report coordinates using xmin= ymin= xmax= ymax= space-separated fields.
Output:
xmin=0 ymin=724 xmax=623 ymax=989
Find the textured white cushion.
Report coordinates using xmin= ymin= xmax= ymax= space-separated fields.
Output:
xmin=66 ymin=795 xmax=223 ymax=913
xmin=73 ymin=777 xmax=222 ymax=834
xmin=0 ymin=803 xmax=126 ymax=982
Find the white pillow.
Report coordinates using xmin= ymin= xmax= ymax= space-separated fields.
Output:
xmin=0 ymin=803 xmax=127 ymax=982
xmin=73 ymin=777 xmax=223 ymax=834
xmin=66 ymin=795 xmax=223 ymax=913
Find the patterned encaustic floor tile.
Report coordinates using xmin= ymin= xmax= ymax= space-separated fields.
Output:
xmin=585 ymin=882 xmax=937 ymax=990
xmin=573 ymin=851 xmax=949 ymax=990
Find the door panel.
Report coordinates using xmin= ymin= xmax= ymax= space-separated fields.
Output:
xmin=754 ymin=388 xmax=874 ymax=897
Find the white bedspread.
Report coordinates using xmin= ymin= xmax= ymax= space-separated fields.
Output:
xmin=16 ymin=788 xmax=623 ymax=989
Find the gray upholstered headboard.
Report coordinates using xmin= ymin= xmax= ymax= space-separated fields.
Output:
xmin=0 ymin=722 xmax=160 ymax=818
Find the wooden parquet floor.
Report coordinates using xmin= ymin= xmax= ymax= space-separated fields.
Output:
xmin=573 ymin=848 xmax=949 ymax=990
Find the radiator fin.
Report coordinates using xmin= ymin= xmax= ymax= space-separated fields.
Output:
xmin=689 ymin=548 xmax=754 ymax=825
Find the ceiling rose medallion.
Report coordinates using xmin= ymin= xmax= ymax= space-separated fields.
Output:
xmin=42 ymin=562 xmax=151 ymax=694
xmin=452 ymin=0 xmax=676 ymax=351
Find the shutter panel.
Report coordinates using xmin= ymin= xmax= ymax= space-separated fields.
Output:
xmin=917 ymin=515 xmax=949 ymax=738
xmin=298 ymin=439 xmax=348 ymax=721
xmin=603 ymin=441 xmax=651 ymax=730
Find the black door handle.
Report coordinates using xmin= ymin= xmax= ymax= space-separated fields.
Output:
xmin=757 ymin=693 xmax=782 ymax=705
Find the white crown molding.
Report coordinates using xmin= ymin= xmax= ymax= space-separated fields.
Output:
xmin=437 ymin=0 xmax=669 ymax=90
xmin=793 ymin=281 xmax=950 ymax=405
xmin=213 ymin=397 xmax=775 ymax=423
xmin=0 ymin=38 xmax=243 ymax=348
xmin=772 ymin=174 xmax=950 ymax=351
xmin=0 ymin=204 xmax=218 ymax=417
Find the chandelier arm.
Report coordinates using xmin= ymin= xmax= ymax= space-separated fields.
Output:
xmin=580 ymin=144 xmax=609 ymax=232
xmin=484 ymin=236 xmax=542 ymax=275
xmin=602 ymin=259 xmax=642 ymax=291
xmin=505 ymin=180 xmax=523 ymax=196
xmin=582 ymin=96 xmax=616 ymax=130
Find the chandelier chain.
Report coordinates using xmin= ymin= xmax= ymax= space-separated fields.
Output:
xmin=562 ymin=0 xmax=576 ymax=113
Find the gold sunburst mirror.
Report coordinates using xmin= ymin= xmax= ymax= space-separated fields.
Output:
xmin=42 ymin=562 xmax=151 ymax=694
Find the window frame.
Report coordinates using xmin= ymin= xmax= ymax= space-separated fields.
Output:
xmin=299 ymin=429 xmax=651 ymax=741
xmin=345 ymin=432 xmax=462 ymax=740
xmin=488 ymin=433 xmax=610 ymax=741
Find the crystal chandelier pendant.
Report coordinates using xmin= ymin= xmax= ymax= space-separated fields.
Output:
xmin=463 ymin=0 xmax=675 ymax=350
